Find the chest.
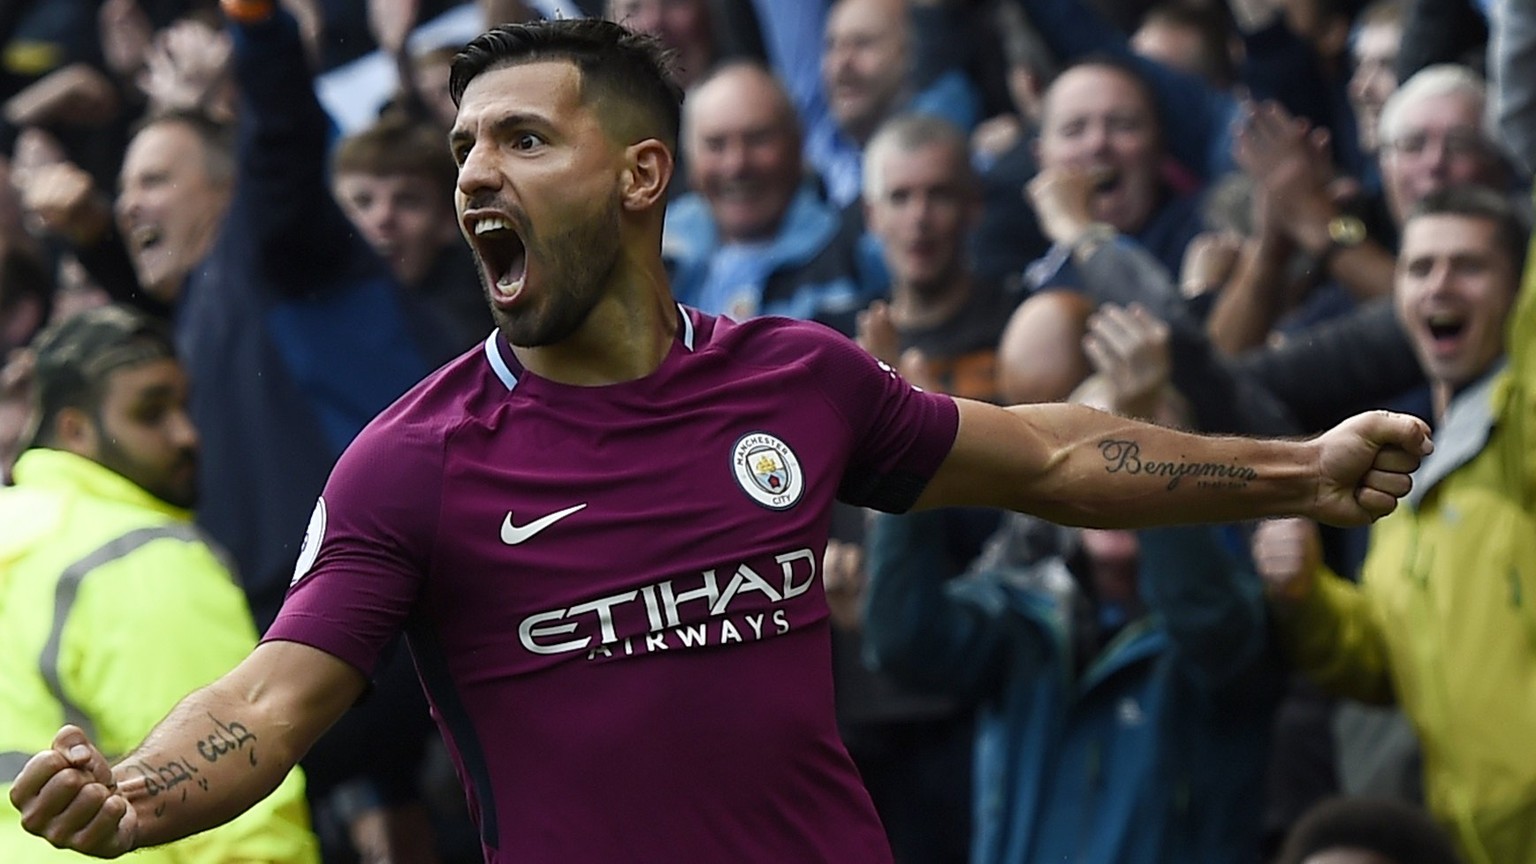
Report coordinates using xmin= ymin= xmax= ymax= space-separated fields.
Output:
xmin=418 ymin=393 xmax=851 ymax=667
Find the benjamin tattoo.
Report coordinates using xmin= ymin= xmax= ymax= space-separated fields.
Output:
xmin=1098 ymin=439 xmax=1258 ymax=490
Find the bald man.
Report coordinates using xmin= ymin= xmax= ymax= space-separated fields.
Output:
xmin=663 ymin=62 xmax=886 ymax=333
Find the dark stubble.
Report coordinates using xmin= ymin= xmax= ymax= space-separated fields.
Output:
xmin=486 ymin=188 xmax=624 ymax=349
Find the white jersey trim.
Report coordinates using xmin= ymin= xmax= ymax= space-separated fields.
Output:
xmin=677 ymin=304 xmax=695 ymax=351
xmin=483 ymin=331 xmax=519 ymax=392
xmin=485 ymin=310 xmax=692 ymax=390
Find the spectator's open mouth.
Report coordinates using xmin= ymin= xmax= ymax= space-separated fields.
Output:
xmin=1425 ymin=312 xmax=1466 ymax=351
xmin=1091 ymin=166 xmax=1122 ymax=194
xmin=129 ymin=225 xmax=163 ymax=254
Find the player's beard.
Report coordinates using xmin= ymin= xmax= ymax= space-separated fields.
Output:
xmin=488 ymin=188 xmax=623 ymax=348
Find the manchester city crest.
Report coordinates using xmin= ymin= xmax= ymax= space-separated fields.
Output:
xmin=731 ymin=432 xmax=804 ymax=510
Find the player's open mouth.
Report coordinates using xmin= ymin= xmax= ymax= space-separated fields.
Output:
xmin=469 ymin=214 xmax=528 ymax=299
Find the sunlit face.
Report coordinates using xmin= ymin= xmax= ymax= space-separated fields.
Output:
xmin=685 ymin=66 xmax=802 ymax=243
xmin=822 ymin=0 xmax=909 ymax=143
xmin=451 ymin=61 xmax=626 ymax=347
xmin=82 ymin=358 xmax=200 ymax=509
xmin=115 ymin=122 xmax=231 ymax=303
xmin=1348 ymin=20 xmax=1401 ymax=153
xmin=1394 ymin=213 xmax=1517 ymax=394
xmin=1036 ymin=65 xmax=1161 ymax=233
xmin=865 ymin=141 xmax=975 ymax=294
xmin=333 ymin=172 xmax=458 ymax=286
xmin=607 ymin=0 xmax=713 ymax=87
xmin=1380 ymin=90 xmax=1496 ymax=225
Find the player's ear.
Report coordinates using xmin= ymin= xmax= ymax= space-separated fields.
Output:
xmin=620 ymin=138 xmax=672 ymax=212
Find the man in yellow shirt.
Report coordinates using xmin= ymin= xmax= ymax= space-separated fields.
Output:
xmin=1256 ymin=185 xmax=1536 ymax=864
xmin=0 ymin=305 xmax=318 ymax=863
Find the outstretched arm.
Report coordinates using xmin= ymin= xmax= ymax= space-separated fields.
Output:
xmin=10 ymin=641 xmax=364 ymax=857
xmin=914 ymin=400 xmax=1431 ymax=528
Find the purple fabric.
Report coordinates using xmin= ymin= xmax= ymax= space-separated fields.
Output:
xmin=265 ymin=308 xmax=958 ymax=862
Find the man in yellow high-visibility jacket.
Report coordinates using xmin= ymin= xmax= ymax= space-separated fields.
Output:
xmin=1257 ymin=186 xmax=1536 ymax=864
xmin=0 ymin=305 xmax=318 ymax=863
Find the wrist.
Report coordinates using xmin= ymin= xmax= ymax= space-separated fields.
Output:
xmin=1309 ymin=214 xmax=1368 ymax=276
xmin=1292 ymin=211 xmax=1336 ymax=258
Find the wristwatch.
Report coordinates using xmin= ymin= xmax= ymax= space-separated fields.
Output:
xmin=1315 ymin=214 xmax=1367 ymax=273
xmin=1326 ymin=214 xmax=1367 ymax=249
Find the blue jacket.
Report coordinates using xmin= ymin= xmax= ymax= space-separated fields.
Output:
xmin=863 ymin=514 xmax=1285 ymax=864
xmin=178 ymin=11 xmax=439 ymax=620
xmin=663 ymin=185 xmax=886 ymax=334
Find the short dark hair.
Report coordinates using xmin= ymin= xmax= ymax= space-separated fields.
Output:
xmin=449 ymin=18 xmax=684 ymax=152
xmin=28 ymin=305 xmax=176 ymax=450
xmin=332 ymin=112 xmax=458 ymax=204
xmin=1276 ymin=797 xmax=1463 ymax=864
xmin=1408 ymin=185 xmax=1531 ymax=278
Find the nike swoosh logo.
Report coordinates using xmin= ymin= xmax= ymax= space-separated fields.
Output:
xmin=501 ymin=503 xmax=587 ymax=545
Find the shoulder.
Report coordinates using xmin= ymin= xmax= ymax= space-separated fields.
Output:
xmin=329 ymin=340 xmax=497 ymax=488
xmin=697 ymin=313 xmax=867 ymax=373
xmin=370 ymin=339 xmax=496 ymax=435
xmin=0 ymin=484 xmax=68 ymax=566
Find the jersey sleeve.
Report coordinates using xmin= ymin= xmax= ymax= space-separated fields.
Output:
xmin=806 ymin=327 xmax=960 ymax=511
xmin=262 ymin=416 xmax=445 ymax=676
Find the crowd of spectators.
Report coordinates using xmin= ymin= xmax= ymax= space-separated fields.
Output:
xmin=0 ymin=0 xmax=1529 ymax=862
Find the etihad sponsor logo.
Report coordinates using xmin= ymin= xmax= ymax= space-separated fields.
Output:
xmin=518 ymin=548 xmax=817 ymax=660
xmin=732 ymin=432 xmax=803 ymax=510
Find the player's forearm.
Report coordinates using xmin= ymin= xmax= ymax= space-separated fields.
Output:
xmin=1028 ymin=404 xmax=1315 ymax=527
xmin=111 ymin=675 xmax=305 ymax=850
xmin=919 ymin=400 xmax=1316 ymax=527
xmin=111 ymin=642 xmax=362 ymax=852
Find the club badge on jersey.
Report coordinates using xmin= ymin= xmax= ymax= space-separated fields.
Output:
xmin=732 ymin=432 xmax=804 ymax=511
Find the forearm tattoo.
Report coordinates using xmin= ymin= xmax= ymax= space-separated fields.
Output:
xmin=121 ymin=713 xmax=258 ymax=815
xmin=1098 ymin=439 xmax=1258 ymax=491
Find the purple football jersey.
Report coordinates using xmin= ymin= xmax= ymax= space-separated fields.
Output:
xmin=266 ymin=308 xmax=959 ymax=862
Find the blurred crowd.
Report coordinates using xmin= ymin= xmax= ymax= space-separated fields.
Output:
xmin=0 ymin=0 xmax=1532 ymax=863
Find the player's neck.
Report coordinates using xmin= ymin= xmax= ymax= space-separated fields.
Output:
xmin=512 ymin=262 xmax=677 ymax=386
